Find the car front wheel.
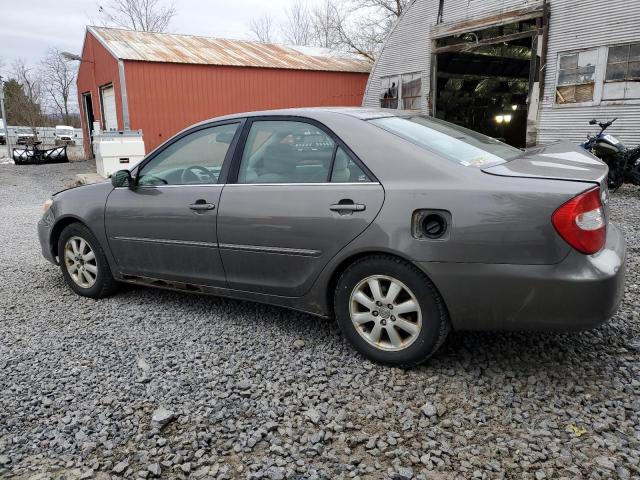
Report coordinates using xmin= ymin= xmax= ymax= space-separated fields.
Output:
xmin=57 ymin=223 xmax=118 ymax=298
xmin=334 ymin=255 xmax=450 ymax=367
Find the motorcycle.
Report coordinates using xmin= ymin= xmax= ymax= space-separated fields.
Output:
xmin=581 ymin=117 xmax=640 ymax=190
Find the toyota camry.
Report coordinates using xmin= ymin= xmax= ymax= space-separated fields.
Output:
xmin=38 ymin=108 xmax=626 ymax=366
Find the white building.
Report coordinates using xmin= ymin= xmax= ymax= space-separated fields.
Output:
xmin=363 ymin=0 xmax=640 ymax=148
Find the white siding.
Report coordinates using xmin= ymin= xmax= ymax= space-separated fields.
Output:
xmin=363 ymin=0 xmax=434 ymax=109
xmin=365 ymin=0 xmax=640 ymax=147
xmin=538 ymin=0 xmax=640 ymax=146
xmin=364 ymin=0 xmax=543 ymax=109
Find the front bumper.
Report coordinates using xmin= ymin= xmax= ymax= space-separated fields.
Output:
xmin=417 ymin=223 xmax=627 ymax=331
xmin=38 ymin=215 xmax=57 ymax=265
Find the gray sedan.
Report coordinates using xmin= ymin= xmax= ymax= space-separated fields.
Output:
xmin=38 ymin=108 xmax=626 ymax=366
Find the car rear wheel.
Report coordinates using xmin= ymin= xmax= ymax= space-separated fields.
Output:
xmin=57 ymin=223 xmax=118 ymax=298
xmin=334 ymin=255 xmax=449 ymax=367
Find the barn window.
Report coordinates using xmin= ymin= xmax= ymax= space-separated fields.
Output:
xmin=401 ymin=72 xmax=422 ymax=110
xmin=603 ymin=42 xmax=640 ymax=100
xmin=555 ymin=50 xmax=597 ymax=104
xmin=380 ymin=76 xmax=399 ymax=109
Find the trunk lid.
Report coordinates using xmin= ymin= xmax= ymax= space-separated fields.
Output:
xmin=483 ymin=140 xmax=610 ymax=222
xmin=482 ymin=140 xmax=608 ymax=186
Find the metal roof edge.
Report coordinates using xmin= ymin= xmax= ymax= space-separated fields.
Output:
xmin=87 ymin=26 xmax=122 ymax=61
xmin=87 ymin=26 xmax=372 ymax=73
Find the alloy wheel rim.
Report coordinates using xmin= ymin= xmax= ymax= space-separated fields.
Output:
xmin=349 ymin=275 xmax=422 ymax=352
xmin=64 ymin=236 xmax=98 ymax=289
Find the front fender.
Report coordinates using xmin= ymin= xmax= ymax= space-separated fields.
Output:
xmin=48 ymin=182 xmax=120 ymax=276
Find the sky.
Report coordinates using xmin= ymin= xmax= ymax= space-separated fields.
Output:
xmin=0 ymin=0 xmax=294 ymax=77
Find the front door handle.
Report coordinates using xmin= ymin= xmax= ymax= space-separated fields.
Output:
xmin=189 ymin=200 xmax=215 ymax=211
xmin=330 ymin=200 xmax=366 ymax=213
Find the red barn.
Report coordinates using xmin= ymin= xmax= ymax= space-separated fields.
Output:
xmin=76 ymin=26 xmax=371 ymax=155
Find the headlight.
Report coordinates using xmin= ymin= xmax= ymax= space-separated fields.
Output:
xmin=43 ymin=199 xmax=53 ymax=212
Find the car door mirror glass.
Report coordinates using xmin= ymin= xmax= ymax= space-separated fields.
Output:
xmin=111 ymin=169 xmax=132 ymax=188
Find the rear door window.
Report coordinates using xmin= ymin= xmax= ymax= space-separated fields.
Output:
xmin=237 ymin=120 xmax=336 ymax=183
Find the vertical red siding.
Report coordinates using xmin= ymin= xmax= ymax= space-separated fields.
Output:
xmin=76 ymin=33 xmax=125 ymax=156
xmin=124 ymin=61 xmax=369 ymax=152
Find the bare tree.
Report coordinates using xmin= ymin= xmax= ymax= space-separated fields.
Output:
xmin=263 ymin=0 xmax=406 ymax=59
xmin=96 ymin=0 xmax=176 ymax=32
xmin=357 ymin=0 xmax=407 ymax=18
xmin=281 ymin=0 xmax=313 ymax=46
xmin=329 ymin=0 xmax=408 ymax=60
xmin=249 ymin=14 xmax=277 ymax=43
xmin=11 ymin=60 xmax=45 ymax=132
xmin=40 ymin=48 xmax=77 ymax=125
xmin=311 ymin=0 xmax=341 ymax=49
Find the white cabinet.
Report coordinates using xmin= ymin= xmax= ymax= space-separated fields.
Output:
xmin=94 ymin=131 xmax=145 ymax=177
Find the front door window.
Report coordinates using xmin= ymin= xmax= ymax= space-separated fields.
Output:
xmin=138 ymin=123 xmax=239 ymax=186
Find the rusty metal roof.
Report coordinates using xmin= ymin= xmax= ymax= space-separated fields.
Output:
xmin=89 ymin=27 xmax=372 ymax=73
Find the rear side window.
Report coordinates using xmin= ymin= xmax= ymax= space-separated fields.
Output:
xmin=238 ymin=120 xmax=336 ymax=184
xmin=331 ymin=147 xmax=371 ymax=183
xmin=369 ymin=115 xmax=522 ymax=167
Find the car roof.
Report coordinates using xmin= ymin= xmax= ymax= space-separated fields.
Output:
xmin=200 ymin=107 xmax=402 ymax=124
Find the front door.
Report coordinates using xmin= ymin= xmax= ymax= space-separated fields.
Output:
xmin=105 ymin=122 xmax=241 ymax=287
xmin=217 ymin=118 xmax=384 ymax=297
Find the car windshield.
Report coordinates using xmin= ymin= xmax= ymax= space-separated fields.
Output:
xmin=17 ymin=128 xmax=32 ymax=134
xmin=58 ymin=129 xmax=74 ymax=136
xmin=369 ymin=115 xmax=523 ymax=167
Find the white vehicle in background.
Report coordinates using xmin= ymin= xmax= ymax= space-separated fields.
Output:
xmin=15 ymin=127 xmax=35 ymax=145
xmin=0 ymin=119 xmax=6 ymax=145
xmin=54 ymin=125 xmax=76 ymax=146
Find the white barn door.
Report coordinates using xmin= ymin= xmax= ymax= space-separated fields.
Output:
xmin=100 ymin=85 xmax=117 ymax=131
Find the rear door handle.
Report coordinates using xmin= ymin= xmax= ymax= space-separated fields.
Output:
xmin=189 ymin=201 xmax=215 ymax=211
xmin=330 ymin=201 xmax=366 ymax=213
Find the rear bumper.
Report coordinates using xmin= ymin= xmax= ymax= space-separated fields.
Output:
xmin=417 ymin=223 xmax=626 ymax=331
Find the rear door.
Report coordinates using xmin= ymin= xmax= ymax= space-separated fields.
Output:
xmin=217 ymin=118 xmax=384 ymax=297
xmin=105 ymin=121 xmax=242 ymax=287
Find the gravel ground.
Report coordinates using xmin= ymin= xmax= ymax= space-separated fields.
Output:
xmin=0 ymin=161 xmax=639 ymax=480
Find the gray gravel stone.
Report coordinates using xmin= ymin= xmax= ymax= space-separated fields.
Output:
xmin=112 ymin=459 xmax=129 ymax=473
xmin=420 ymin=402 xmax=437 ymax=417
xmin=151 ymin=407 xmax=175 ymax=428
xmin=147 ymin=463 xmax=161 ymax=477
xmin=1 ymin=162 xmax=639 ymax=479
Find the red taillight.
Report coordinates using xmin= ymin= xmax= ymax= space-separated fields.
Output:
xmin=552 ymin=186 xmax=606 ymax=255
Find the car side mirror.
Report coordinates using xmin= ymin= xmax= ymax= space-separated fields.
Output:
xmin=111 ymin=169 xmax=132 ymax=188
xmin=589 ymin=119 xmax=597 ymax=125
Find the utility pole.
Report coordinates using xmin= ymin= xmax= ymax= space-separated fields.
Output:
xmin=0 ymin=76 xmax=10 ymax=158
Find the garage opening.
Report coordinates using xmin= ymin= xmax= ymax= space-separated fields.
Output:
xmin=432 ymin=13 xmax=545 ymax=148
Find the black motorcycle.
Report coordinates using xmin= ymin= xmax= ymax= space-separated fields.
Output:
xmin=581 ymin=118 xmax=640 ymax=190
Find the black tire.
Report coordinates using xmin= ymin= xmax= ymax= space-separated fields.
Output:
xmin=334 ymin=255 xmax=450 ymax=367
xmin=606 ymin=152 xmax=626 ymax=191
xmin=57 ymin=223 xmax=118 ymax=298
